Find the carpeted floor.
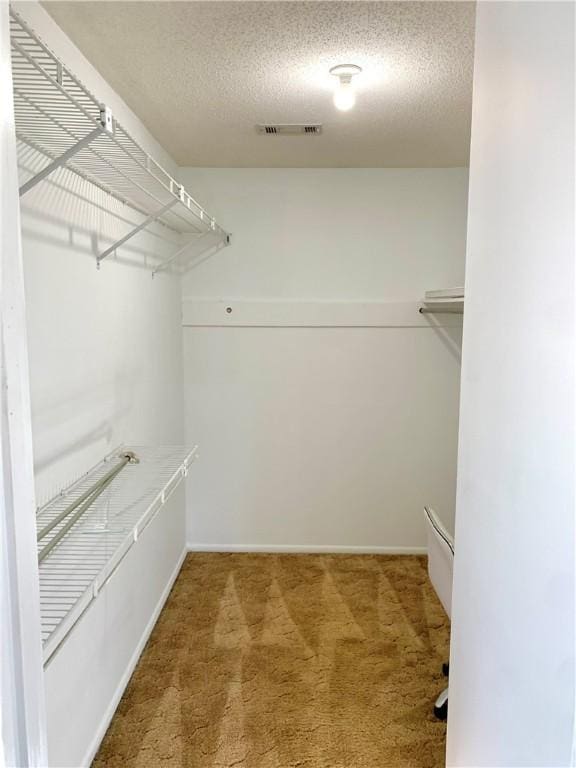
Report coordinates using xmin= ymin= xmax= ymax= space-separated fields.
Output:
xmin=93 ymin=553 xmax=449 ymax=768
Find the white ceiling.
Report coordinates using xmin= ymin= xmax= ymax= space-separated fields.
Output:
xmin=44 ymin=1 xmax=475 ymax=168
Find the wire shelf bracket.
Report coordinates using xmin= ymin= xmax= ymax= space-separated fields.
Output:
xmin=97 ymin=197 xmax=178 ymax=264
xmin=151 ymin=230 xmax=231 ymax=278
xmin=19 ymin=115 xmax=111 ymax=196
xmin=151 ymin=233 xmax=208 ymax=278
xmin=10 ymin=9 xmax=231 ymax=271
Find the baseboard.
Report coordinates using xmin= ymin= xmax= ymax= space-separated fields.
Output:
xmin=81 ymin=547 xmax=187 ymax=768
xmin=187 ymin=542 xmax=426 ymax=555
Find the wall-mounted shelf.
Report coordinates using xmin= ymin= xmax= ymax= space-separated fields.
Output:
xmin=36 ymin=445 xmax=196 ymax=662
xmin=419 ymin=286 xmax=464 ymax=315
xmin=10 ymin=9 xmax=229 ymax=271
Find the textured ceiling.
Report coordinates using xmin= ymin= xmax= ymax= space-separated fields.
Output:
xmin=43 ymin=1 xmax=475 ymax=168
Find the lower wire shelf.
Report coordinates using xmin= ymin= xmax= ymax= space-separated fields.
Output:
xmin=36 ymin=444 xmax=196 ymax=663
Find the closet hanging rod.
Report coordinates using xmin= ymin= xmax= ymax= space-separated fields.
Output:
xmin=38 ymin=475 xmax=114 ymax=563
xmin=36 ymin=446 xmax=196 ymax=660
xmin=36 ymin=451 xmax=139 ymax=562
xmin=419 ymin=307 xmax=464 ymax=315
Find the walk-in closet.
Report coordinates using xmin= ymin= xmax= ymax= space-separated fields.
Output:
xmin=1 ymin=2 xmax=574 ymax=767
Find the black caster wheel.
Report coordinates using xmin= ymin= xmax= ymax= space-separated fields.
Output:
xmin=442 ymin=662 xmax=450 ymax=677
xmin=434 ymin=700 xmax=448 ymax=720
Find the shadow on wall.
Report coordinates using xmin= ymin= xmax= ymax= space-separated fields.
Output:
xmin=425 ymin=322 xmax=462 ymax=365
xmin=33 ymin=420 xmax=110 ymax=478
xmin=30 ymin=363 xmax=139 ymax=505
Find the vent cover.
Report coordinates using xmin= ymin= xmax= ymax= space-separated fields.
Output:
xmin=257 ymin=124 xmax=322 ymax=135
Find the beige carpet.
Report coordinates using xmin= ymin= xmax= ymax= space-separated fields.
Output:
xmin=93 ymin=553 xmax=449 ymax=768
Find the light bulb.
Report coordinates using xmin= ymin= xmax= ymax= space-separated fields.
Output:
xmin=333 ymin=79 xmax=356 ymax=111
xmin=329 ymin=64 xmax=362 ymax=112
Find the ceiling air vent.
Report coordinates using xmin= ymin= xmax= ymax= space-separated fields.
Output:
xmin=257 ymin=124 xmax=322 ymax=136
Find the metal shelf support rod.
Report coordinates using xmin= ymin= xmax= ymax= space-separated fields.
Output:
xmin=19 ymin=125 xmax=104 ymax=196
xmin=419 ymin=307 xmax=464 ymax=315
xmin=97 ymin=198 xmax=179 ymax=263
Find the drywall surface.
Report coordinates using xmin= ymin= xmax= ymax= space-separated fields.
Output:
xmin=180 ymin=168 xmax=467 ymax=301
xmin=180 ymin=168 xmax=467 ymax=550
xmin=42 ymin=1 xmax=475 ymax=168
xmin=447 ymin=3 xmax=575 ymax=766
xmin=13 ymin=4 xmax=188 ymax=766
xmin=23 ymin=226 xmax=185 ymax=505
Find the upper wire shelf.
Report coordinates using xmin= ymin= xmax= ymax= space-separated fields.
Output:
xmin=36 ymin=444 xmax=196 ymax=663
xmin=10 ymin=9 xmax=230 ymax=270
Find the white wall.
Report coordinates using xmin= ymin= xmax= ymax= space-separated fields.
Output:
xmin=180 ymin=168 xmax=467 ymax=551
xmin=23 ymin=216 xmax=185 ymax=505
xmin=43 ymin=488 xmax=186 ymax=768
xmin=447 ymin=3 xmax=575 ymax=766
xmin=180 ymin=168 xmax=467 ymax=301
xmin=12 ymin=5 xmax=189 ymax=765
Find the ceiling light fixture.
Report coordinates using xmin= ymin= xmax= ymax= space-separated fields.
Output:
xmin=329 ymin=64 xmax=362 ymax=111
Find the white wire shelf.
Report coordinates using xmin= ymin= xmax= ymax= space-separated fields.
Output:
xmin=36 ymin=445 xmax=196 ymax=663
xmin=10 ymin=9 xmax=230 ymax=269
xmin=420 ymin=286 xmax=465 ymax=315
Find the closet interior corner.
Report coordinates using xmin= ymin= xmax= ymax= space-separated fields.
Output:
xmin=4 ymin=1 xmax=572 ymax=767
